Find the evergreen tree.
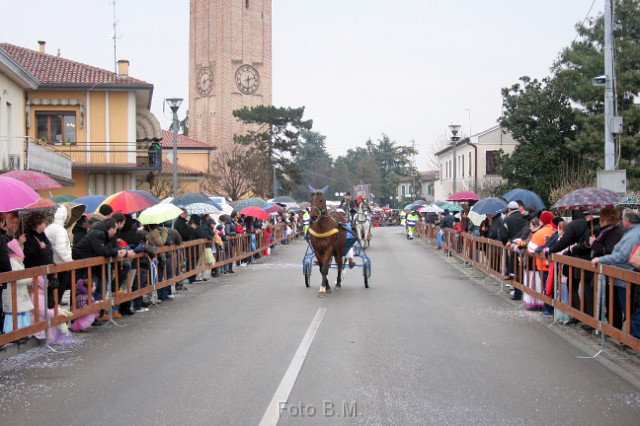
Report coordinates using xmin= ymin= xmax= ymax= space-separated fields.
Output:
xmin=233 ymin=106 xmax=313 ymax=195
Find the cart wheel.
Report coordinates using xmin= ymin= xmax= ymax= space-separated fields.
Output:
xmin=304 ymin=263 xmax=311 ymax=287
xmin=363 ymin=261 xmax=370 ymax=288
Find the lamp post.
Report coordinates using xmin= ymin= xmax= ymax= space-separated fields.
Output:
xmin=166 ymin=98 xmax=183 ymax=198
xmin=449 ymin=123 xmax=461 ymax=194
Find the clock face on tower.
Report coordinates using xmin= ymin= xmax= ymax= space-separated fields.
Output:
xmin=197 ymin=66 xmax=213 ymax=97
xmin=235 ymin=64 xmax=260 ymax=95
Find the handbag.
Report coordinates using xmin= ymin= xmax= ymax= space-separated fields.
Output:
xmin=629 ymin=244 xmax=640 ymax=269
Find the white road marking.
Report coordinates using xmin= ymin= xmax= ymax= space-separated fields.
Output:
xmin=259 ymin=307 xmax=327 ymax=426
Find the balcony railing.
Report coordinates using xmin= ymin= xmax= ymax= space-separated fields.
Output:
xmin=25 ymin=138 xmax=73 ymax=180
xmin=42 ymin=140 xmax=162 ymax=171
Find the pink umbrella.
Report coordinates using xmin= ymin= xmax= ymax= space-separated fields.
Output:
xmin=1 ymin=170 xmax=62 ymax=190
xmin=0 ymin=176 xmax=41 ymax=212
xmin=446 ymin=191 xmax=480 ymax=202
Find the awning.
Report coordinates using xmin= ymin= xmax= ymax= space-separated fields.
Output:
xmin=136 ymin=109 xmax=163 ymax=146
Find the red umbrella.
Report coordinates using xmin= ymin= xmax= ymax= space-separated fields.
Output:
xmin=240 ymin=205 xmax=269 ymax=220
xmin=446 ymin=191 xmax=480 ymax=202
xmin=382 ymin=206 xmax=391 ymax=211
xmin=1 ymin=170 xmax=62 ymax=190
xmin=99 ymin=190 xmax=160 ymax=214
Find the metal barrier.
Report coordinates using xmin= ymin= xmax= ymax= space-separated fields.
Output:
xmin=0 ymin=224 xmax=295 ymax=347
xmin=415 ymin=223 xmax=640 ymax=353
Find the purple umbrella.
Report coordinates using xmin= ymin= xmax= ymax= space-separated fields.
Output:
xmin=0 ymin=176 xmax=41 ymax=212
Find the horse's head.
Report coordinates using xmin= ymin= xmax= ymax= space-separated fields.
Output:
xmin=309 ymin=191 xmax=327 ymax=219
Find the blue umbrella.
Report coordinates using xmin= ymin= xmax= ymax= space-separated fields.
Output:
xmin=471 ymin=197 xmax=507 ymax=215
xmin=73 ymin=194 xmax=107 ymax=213
xmin=503 ymin=189 xmax=545 ymax=210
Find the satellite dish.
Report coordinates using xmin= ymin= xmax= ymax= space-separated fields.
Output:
xmin=166 ymin=153 xmax=173 ymax=162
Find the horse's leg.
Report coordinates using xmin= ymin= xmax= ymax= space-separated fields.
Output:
xmin=318 ymin=252 xmax=332 ymax=296
xmin=335 ymin=248 xmax=343 ymax=290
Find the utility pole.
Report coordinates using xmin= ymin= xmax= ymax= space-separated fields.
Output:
xmin=603 ymin=0 xmax=616 ymax=170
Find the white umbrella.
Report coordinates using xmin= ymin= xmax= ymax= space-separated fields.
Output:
xmin=418 ymin=204 xmax=443 ymax=213
xmin=184 ymin=202 xmax=221 ymax=215
xmin=138 ymin=203 xmax=183 ymax=225
xmin=468 ymin=210 xmax=486 ymax=227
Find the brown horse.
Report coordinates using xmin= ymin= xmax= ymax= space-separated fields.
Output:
xmin=308 ymin=191 xmax=347 ymax=297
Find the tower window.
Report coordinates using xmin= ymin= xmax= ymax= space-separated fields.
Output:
xmin=246 ymin=0 xmax=249 ymax=9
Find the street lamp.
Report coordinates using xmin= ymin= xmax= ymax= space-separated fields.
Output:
xmin=166 ymin=98 xmax=183 ymax=198
xmin=449 ymin=123 xmax=461 ymax=194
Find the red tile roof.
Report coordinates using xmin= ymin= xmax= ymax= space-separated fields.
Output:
xmin=0 ymin=43 xmax=148 ymax=86
xmin=161 ymin=130 xmax=215 ymax=149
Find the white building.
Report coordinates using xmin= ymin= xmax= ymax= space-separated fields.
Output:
xmin=434 ymin=125 xmax=517 ymax=200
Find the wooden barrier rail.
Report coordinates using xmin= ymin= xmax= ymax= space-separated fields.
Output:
xmin=0 ymin=224 xmax=295 ymax=347
xmin=415 ymin=223 xmax=640 ymax=353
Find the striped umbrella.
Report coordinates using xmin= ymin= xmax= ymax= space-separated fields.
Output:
xmin=551 ymin=187 xmax=620 ymax=211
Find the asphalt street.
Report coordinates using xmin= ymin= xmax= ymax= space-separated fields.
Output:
xmin=1 ymin=227 xmax=640 ymax=425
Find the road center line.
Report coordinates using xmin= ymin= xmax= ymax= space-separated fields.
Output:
xmin=259 ymin=307 xmax=327 ymax=426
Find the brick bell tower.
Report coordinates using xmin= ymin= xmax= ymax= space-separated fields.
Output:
xmin=189 ymin=0 xmax=272 ymax=152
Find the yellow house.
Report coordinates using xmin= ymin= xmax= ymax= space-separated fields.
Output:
xmin=0 ymin=41 xmax=164 ymax=197
xmin=159 ymin=129 xmax=215 ymax=195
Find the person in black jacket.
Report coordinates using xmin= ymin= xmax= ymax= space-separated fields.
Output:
xmin=547 ymin=209 xmax=589 ymax=313
xmin=72 ymin=218 xmax=132 ymax=302
xmin=189 ymin=214 xmax=206 ymax=283
xmin=72 ymin=215 xmax=90 ymax=247
xmin=223 ymin=213 xmax=237 ymax=274
xmin=117 ymin=215 xmax=153 ymax=313
xmin=499 ymin=201 xmax=528 ymax=299
xmin=23 ymin=212 xmax=54 ymax=269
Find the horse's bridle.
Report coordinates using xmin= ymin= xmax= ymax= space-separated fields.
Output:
xmin=309 ymin=192 xmax=328 ymax=224
xmin=309 ymin=192 xmax=339 ymax=227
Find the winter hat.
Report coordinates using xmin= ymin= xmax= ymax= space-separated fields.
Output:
xmin=190 ymin=214 xmax=201 ymax=226
xmin=507 ymin=201 xmax=519 ymax=210
xmin=539 ymin=211 xmax=554 ymax=225
xmin=7 ymin=239 xmax=24 ymax=261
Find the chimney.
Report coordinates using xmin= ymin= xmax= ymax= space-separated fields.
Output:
xmin=117 ymin=59 xmax=129 ymax=77
xmin=38 ymin=40 xmax=45 ymax=53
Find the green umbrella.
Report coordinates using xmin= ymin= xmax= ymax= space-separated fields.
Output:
xmin=138 ymin=203 xmax=183 ymax=225
xmin=440 ymin=202 xmax=463 ymax=212
xmin=50 ymin=194 xmax=76 ymax=203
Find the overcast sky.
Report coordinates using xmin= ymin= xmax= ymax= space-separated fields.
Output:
xmin=2 ymin=0 xmax=602 ymax=170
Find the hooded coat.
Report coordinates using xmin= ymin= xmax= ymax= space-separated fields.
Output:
xmin=45 ymin=206 xmax=73 ymax=264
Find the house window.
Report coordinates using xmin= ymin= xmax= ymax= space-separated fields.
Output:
xmin=461 ymin=154 xmax=464 ymax=177
xmin=246 ymin=0 xmax=250 ymax=8
xmin=486 ymin=150 xmax=498 ymax=175
xmin=36 ymin=112 xmax=76 ymax=144
xmin=401 ymin=185 xmax=406 ymax=196
xmin=468 ymin=153 xmax=472 ymax=176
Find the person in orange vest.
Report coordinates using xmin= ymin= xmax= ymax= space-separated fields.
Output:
xmin=527 ymin=211 xmax=556 ymax=312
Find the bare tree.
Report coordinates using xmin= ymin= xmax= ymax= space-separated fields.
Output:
xmin=462 ymin=175 xmax=503 ymax=198
xmin=203 ymin=146 xmax=270 ymax=200
xmin=140 ymin=172 xmax=189 ymax=199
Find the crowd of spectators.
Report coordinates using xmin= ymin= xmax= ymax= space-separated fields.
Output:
xmin=0 ymin=203 xmax=303 ymax=350
xmin=418 ymin=200 xmax=640 ymax=340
